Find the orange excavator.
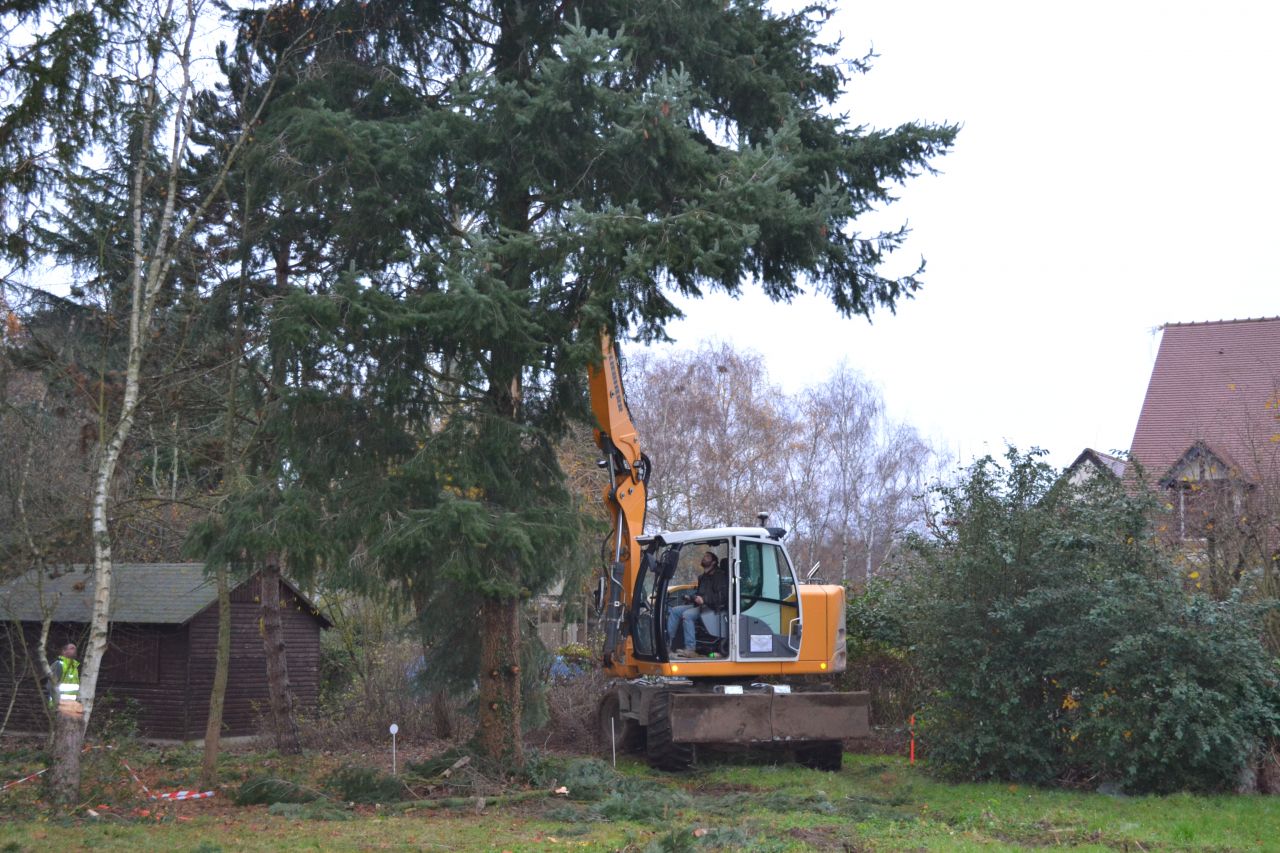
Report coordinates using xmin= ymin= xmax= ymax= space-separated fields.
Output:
xmin=588 ymin=334 xmax=869 ymax=770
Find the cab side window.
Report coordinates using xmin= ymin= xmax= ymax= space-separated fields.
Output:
xmin=737 ymin=541 xmax=799 ymax=657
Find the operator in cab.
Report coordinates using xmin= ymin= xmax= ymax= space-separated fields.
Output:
xmin=666 ymin=551 xmax=728 ymax=657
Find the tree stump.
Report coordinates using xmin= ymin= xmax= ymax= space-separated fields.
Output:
xmin=49 ymin=700 xmax=84 ymax=803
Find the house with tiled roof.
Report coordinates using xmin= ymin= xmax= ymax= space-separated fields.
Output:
xmin=1127 ymin=318 xmax=1280 ymax=578
xmin=0 ymin=564 xmax=329 ymax=741
xmin=1130 ymin=317 xmax=1280 ymax=485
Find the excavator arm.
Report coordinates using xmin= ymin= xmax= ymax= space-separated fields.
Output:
xmin=587 ymin=333 xmax=648 ymax=671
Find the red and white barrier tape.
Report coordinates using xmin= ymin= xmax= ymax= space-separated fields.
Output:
xmin=1 ymin=745 xmax=101 ymax=793
xmin=109 ymin=757 xmax=217 ymax=801
xmin=153 ymin=790 xmax=215 ymax=801
xmin=3 ymin=746 xmax=213 ymax=803
xmin=0 ymin=768 xmax=47 ymax=793
xmin=118 ymin=759 xmax=152 ymax=798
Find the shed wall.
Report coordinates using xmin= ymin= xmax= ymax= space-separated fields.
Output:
xmin=0 ymin=622 xmax=188 ymax=739
xmin=0 ymin=575 xmax=324 ymax=741
xmin=182 ymin=575 xmax=323 ymax=739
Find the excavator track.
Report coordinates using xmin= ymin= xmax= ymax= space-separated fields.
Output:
xmin=644 ymin=689 xmax=694 ymax=771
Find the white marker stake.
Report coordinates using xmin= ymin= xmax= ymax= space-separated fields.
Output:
xmin=390 ymin=723 xmax=399 ymax=775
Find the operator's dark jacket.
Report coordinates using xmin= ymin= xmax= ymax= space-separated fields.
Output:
xmin=694 ymin=565 xmax=729 ymax=610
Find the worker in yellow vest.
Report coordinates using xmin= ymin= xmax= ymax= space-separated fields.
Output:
xmin=49 ymin=642 xmax=80 ymax=705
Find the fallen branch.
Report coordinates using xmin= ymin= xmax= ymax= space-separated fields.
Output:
xmin=387 ymin=790 xmax=554 ymax=813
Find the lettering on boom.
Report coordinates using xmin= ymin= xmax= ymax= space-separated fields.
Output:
xmin=609 ymin=353 xmax=625 ymax=414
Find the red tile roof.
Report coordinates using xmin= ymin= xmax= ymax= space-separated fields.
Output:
xmin=1129 ymin=317 xmax=1280 ymax=482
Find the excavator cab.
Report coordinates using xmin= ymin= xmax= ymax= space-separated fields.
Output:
xmin=630 ymin=529 xmax=803 ymax=664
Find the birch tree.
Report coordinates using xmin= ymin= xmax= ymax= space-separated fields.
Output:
xmin=630 ymin=344 xmax=794 ymax=532
xmin=2 ymin=0 xmax=298 ymax=800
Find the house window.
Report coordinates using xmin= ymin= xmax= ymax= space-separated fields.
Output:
xmin=1174 ymin=486 xmax=1212 ymax=542
xmin=102 ymin=629 xmax=159 ymax=683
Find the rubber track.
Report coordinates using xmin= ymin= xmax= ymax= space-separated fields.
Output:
xmin=645 ymin=690 xmax=694 ymax=771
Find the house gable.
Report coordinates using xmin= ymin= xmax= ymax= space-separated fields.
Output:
xmin=1064 ymin=448 xmax=1129 ymax=486
xmin=1130 ymin=317 xmax=1280 ymax=484
xmin=1158 ymin=441 xmax=1240 ymax=488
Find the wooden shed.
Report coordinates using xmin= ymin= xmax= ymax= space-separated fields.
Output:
xmin=0 ymin=564 xmax=329 ymax=741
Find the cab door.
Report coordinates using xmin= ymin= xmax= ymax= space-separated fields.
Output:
xmin=733 ymin=538 xmax=801 ymax=660
xmin=628 ymin=545 xmax=679 ymax=661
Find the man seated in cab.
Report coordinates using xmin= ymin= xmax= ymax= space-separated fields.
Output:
xmin=666 ymin=551 xmax=728 ymax=658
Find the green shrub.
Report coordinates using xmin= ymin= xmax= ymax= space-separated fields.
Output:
xmin=908 ymin=448 xmax=1280 ymax=793
xmin=846 ymin=577 xmax=912 ymax=656
xmin=844 ymin=577 xmax=925 ymax=726
xmin=1063 ymin=582 xmax=1280 ymax=793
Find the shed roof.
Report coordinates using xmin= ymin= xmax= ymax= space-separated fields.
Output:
xmin=0 ymin=563 xmax=327 ymax=626
xmin=1129 ymin=317 xmax=1280 ymax=482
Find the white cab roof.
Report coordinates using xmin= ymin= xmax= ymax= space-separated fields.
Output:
xmin=637 ymin=526 xmax=777 ymax=545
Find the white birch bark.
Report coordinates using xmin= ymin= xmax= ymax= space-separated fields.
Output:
xmin=78 ymin=0 xmax=188 ymax=730
xmin=74 ymin=0 xmax=291 ymax=733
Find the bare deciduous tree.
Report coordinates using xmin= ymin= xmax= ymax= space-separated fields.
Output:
xmin=784 ymin=364 xmax=934 ymax=584
xmin=630 ymin=345 xmax=938 ymax=584
xmin=629 ymin=344 xmax=794 ymax=532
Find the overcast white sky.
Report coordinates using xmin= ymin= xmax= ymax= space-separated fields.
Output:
xmin=644 ymin=1 xmax=1280 ymax=471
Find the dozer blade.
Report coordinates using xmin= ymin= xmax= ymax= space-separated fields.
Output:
xmin=669 ymin=691 xmax=870 ymax=744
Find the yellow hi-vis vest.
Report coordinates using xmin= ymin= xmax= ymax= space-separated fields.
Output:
xmin=56 ymin=655 xmax=80 ymax=703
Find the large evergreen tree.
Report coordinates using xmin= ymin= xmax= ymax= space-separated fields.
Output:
xmin=196 ymin=0 xmax=956 ymax=767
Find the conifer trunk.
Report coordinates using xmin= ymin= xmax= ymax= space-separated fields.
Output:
xmin=469 ymin=3 xmax=535 ymax=771
xmin=475 ymin=597 xmax=523 ymax=769
xmin=201 ymin=564 xmax=231 ymax=785
xmin=260 ymin=560 xmax=301 ymax=754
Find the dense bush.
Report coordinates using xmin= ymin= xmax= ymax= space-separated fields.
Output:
xmin=314 ymin=598 xmax=444 ymax=744
xmin=843 ymin=578 xmax=924 ymax=731
xmin=907 ymin=448 xmax=1280 ymax=793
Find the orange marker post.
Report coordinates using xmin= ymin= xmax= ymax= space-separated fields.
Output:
xmin=908 ymin=714 xmax=916 ymax=765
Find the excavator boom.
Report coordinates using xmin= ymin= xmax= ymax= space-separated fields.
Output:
xmin=587 ymin=335 xmax=647 ymax=673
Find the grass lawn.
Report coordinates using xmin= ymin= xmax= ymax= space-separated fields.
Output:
xmin=1 ymin=742 xmax=1276 ymax=851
